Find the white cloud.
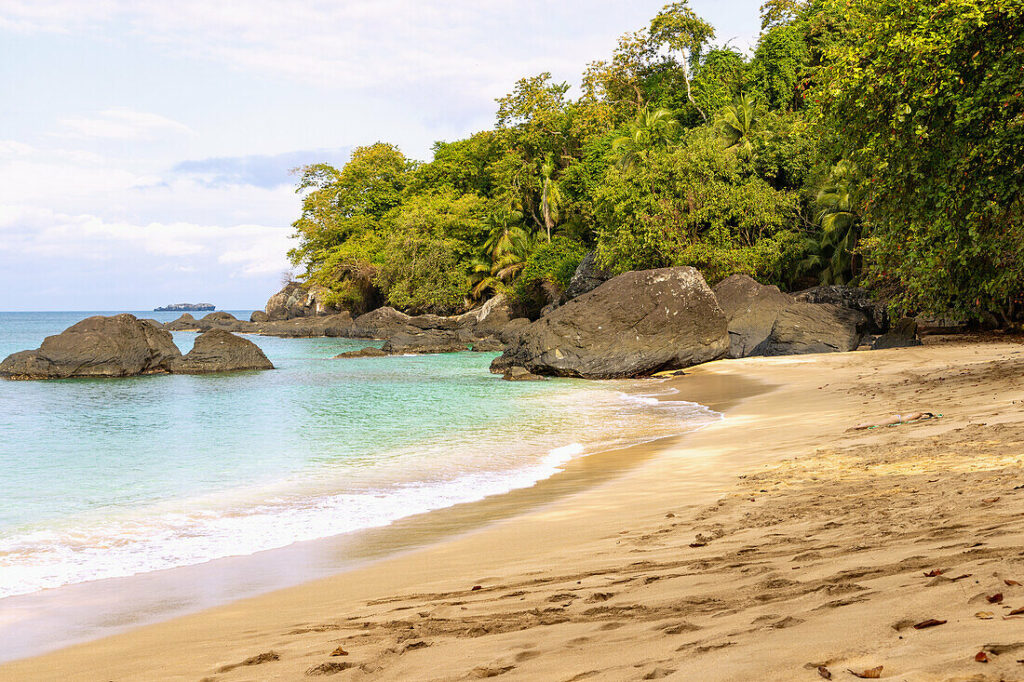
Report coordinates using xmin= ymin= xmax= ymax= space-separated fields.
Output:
xmin=0 ymin=204 xmax=292 ymax=275
xmin=53 ymin=108 xmax=193 ymax=140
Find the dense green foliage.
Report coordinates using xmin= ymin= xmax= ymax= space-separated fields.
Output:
xmin=288 ymin=0 xmax=1024 ymax=322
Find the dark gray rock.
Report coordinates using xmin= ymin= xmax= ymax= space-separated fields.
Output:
xmin=250 ymin=310 xmax=269 ymax=323
xmin=169 ymin=329 xmax=273 ymax=373
xmin=498 ymin=318 xmax=532 ymax=345
xmin=349 ymin=307 xmax=415 ymax=339
xmin=254 ymin=313 xmax=352 ymax=338
xmin=469 ymin=294 xmax=513 ymax=336
xmin=871 ymin=317 xmax=923 ymax=350
xmin=503 ymin=366 xmax=546 ymax=381
xmin=712 ymin=274 xmax=794 ymax=358
xmin=334 ymin=347 xmax=388 ymax=359
xmin=165 ymin=313 xmax=200 ymax=331
xmin=564 ymin=251 xmax=613 ymax=301
xmin=490 ymin=354 xmax=515 ymax=375
xmin=497 ymin=267 xmax=729 ymax=379
xmin=470 ymin=337 xmax=505 ymax=352
xmin=794 ymin=285 xmax=888 ymax=334
xmin=763 ymin=303 xmax=868 ymax=356
xmin=381 ymin=331 xmax=468 ymax=355
xmin=0 ymin=314 xmax=182 ymax=380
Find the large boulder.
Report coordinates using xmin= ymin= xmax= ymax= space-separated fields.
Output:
xmin=169 ymin=329 xmax=273 ymax=373
xmin=250 ymin=310 xmax=269 ymax=323
xmin=713 ymin=274 xmax=794 ymax=358
xmin=469 ymin=294 xmax=514 ymax=335
xmin=165 ymin=313 xmax=200 ymax=331
xmin=763 ymin=303 xmax=868 ymax=356
xmin=564 ymin=251 xmax=613 ymax=301
xmin=264 ymin=282 xmax=339 ymax=321
xmin=381 ymin=331 xmax=468 ymax=355
xmin=0 ymin=314 xmax=182 ymax=380
xmin=349 ymin=307 xmax=415 ymax=339
xmin=496 ymin=267 xmax=729 ymax=379
xmin=795 ymin=285 xmax=888 ymax=334
xmin=254 ymin=312 xmax=352 ymax=338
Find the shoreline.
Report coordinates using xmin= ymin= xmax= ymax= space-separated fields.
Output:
xmin=0 ymin=370 xmax=766 ymax=665
xmin=6 ymin=340 xmax=1024 ymax=680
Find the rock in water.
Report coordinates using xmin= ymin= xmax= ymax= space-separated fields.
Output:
xmin=712 ymin=274 xmax=794 ymax=358
xmin=165 ymin=313 xmax=200 ymax=331
xmin=381 ymin=331 xmax=468 ymax=354
xmin=763 ymin=303 xmax=868 ymax=355
xmin=169 ymin=329 xmax=273 ymax=373
xmin=334 ymin=347 xmax=388 ymax=359
xmin=0 ymin=314 xmax=182 ymax=380
xmin=497 ymin=267 xmax=729 ymax=379
xmin=502 ymin=366 xmax=546 ymax=381
xmin=872 ymin=317 xmax=923 ymax=350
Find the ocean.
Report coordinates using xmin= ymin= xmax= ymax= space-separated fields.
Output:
xmin=0 ymin=311 xmax=718 ymax=603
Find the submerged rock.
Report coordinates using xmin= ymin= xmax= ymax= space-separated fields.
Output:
xmin=169 ymin=329 xmax=273 ymax=373
xmin=713 ymin=274 xmax=794 ymax=358
xmin=763 ymin=303 xmax=868 ymax=355
xmin=497 ymin=266 xmax=729 ymax=379
xmin=0 ymin=314 xmax=182 ymax=380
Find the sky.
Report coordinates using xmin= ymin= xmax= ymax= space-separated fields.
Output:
xmin=0 ymin=1 xmax=761 ymax=311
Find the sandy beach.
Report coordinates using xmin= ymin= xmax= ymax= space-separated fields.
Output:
xmin=5 ymin=339 xmax=1024 ymax=681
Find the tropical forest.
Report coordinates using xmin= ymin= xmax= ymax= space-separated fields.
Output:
xmin=287 ymin=0 xmax=1024 ymax=324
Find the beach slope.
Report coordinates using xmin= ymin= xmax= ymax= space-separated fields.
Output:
xmin=4 ymin=340 xmax=1024 ymax=681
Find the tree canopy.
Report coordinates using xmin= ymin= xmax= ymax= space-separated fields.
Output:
xmin=286 ymin=0 xmax=1024 ymax=323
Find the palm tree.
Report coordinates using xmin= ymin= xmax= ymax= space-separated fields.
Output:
xmin=611 ymin=107 xmax=682 ymax=170
xmin=797 ymin=160 xmax=864 ymax=285
xmin=721 ymin=92 xmax=756 ymax=152
xmin=469 ymin=209 xmax=537 ymax=300
xmin=539 ymin=154 xmax=563 ymax=242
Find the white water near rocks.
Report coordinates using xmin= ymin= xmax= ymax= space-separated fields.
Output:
xmin=0 ymin=311 xmax=719 ymax=601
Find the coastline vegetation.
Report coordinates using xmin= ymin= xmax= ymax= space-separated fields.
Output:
xmin=288 ymin=0 xmax=1023 ymax=322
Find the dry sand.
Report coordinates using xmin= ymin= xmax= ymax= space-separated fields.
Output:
xmin=4 ymin=339 xmax=1024 ymax=681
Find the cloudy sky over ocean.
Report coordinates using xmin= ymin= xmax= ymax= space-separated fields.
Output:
xmin=0 ymin=1 xmax=759 ymax=310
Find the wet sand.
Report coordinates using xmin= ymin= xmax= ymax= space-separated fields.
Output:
xmin=5 ymin=341 xmax=1024 ymax=681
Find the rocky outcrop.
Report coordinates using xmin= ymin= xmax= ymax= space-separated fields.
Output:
xmin=762 ymin=303 xmax=868 ymax=356
xmin=381 ymin=331 xmax=468 ymax=355
xmin=502 ymin=366 xmax=546 ymax=381
xmin=564 ymin=251 xmax=613 ymax=301
xmin=713 ymin=274 xmax=795 ymax=358
xmin=470 ymin=337 xmax=505 ymax=352
xmin=795 ymin=285 xmax=888 ymax=334
xmin=250 ymin=310 xmax=269 ymax=323
xmin=349 ymin=307 xmax=415 ymax=339
xmin=264 ymin=282 xmax=339 ymax=321
xmin=169 ymin=329 xmax=273 ymax=373
xmin=496 ymin=267 xmax=729 ymax=379
xmin=165 ymin=313 xmax=200 ymax=331
xmin=872 ymin=317 xmax=923 ymax=350
xmin=255 ymin=313 xmax=352 ymax=338
xmin=0 ymin=314 xmax=182 ymax=379
xmin=334 ymin=347 xmax=388 ymax=359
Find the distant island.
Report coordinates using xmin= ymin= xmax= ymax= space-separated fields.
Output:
xmin=154 ymin=303 xmax=215 ymax=312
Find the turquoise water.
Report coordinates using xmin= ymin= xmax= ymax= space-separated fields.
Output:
xmin=0 ymin=311 xmax=717 ymax=600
